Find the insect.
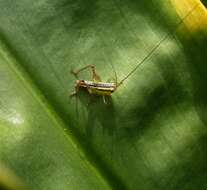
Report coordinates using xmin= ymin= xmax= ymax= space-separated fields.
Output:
xmin=70 ymin=64 xmax=121 ymax=103
xmin=70 ymin=3 xmax=198 ymax=104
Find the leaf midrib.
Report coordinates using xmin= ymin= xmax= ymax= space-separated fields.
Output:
xmin=0 ymin=34 xmax=118 ymax=190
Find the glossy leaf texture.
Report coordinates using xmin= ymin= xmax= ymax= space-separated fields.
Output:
xmin=0 ymin=0 xmax=207 ymax=189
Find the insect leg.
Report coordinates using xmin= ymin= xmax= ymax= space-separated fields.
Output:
xmin=102 ymin=96 xmax=107 ymax=104
xmin=71 ymin=65 xmax=101 ymax=82
xmin=106 ymin=77 xmax=115 ymax=83
xmin=108 ymin=62 xmax=118 ymax=90
xmin=90 ymin=65 xmax=101 ymax=82
xmin=70 ymin=85 xmax=79 ymax=97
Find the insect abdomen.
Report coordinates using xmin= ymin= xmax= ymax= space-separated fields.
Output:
xmin=88 ymin=87 xmax=114 ymax=96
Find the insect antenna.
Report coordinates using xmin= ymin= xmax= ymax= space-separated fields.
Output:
xmin=116 ymin=3 xmax=199 ymax=88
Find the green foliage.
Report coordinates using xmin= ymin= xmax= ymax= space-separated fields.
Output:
xmin=0 ymin=0 xmax=207 ymax=189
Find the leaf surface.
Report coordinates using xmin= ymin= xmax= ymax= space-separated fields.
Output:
xmin=0 ymin=0 xmax=207 ymax=189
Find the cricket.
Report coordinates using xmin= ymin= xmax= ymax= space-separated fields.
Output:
xmin=70 ymin=4 xmax=198 ymax=104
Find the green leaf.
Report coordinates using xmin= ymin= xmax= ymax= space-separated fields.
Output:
xmin=0 ymin=0 xmax=207 ymax=189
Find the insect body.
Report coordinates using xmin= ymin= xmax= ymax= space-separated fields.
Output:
xmin=70 ymin=65 xmax=119 ymax=103
xmin=71 ymin=4 xmax=199 ymax=103
xmin=76 ymin=80 xmax=116 ymax=96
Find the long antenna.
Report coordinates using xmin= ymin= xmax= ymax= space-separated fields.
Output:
xmin=117 ymin=3 xmax=199 ymax=88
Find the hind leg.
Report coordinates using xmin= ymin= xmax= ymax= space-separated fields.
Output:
xmin=71 ymin=65 xmax=101 ymax=82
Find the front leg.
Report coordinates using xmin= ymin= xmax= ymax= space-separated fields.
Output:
xmin=70 ymin=85 xmax=79 ymax=97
